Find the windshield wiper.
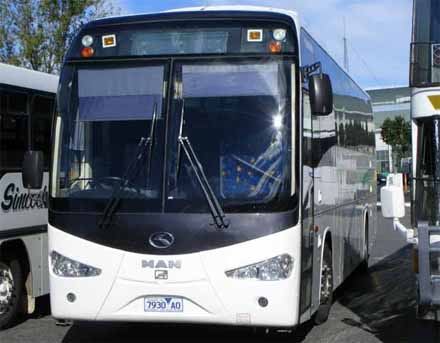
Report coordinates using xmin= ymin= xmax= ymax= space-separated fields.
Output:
xmin=176 ymin=102 xmax=229 ymax=230
xmin=99 ymin=103 xmax=158 ymax=229
xmin=178 ymin=136 xmax=230 ymax=230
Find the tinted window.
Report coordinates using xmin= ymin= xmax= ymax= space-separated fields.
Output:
xmin=52 ymin=63 xmax=167 ymax=213
xmin=411 ymin=0 xmax=440 ymax=86
xmin=78 ymin=66 xmax=164 ymax=121
xmin=31 ymin=96 xmax=54 ymax=168
xmin=415 ymin=118 xmax=440 ymax=225
xmin=166 ymin=60 xmax=292 ymax=213
xmin=0 ymin=89 xmax=29 ymax=169
xmin=413 ymin=0 xmax=440 ymax=43
xmin=6 ymin=90 xmax=28 ymax=114
xmin=70 ymin=22 xmax=296 ymax=59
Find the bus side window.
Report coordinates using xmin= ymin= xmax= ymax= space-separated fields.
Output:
xmin=0 ymin=90 xmax=29 ymax=169
xmin=31 ymin=95 xmax=54 ymax=169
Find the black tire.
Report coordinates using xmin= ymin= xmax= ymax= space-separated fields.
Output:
xmin=0 ymin=259 xmax=26 ymax=330
xmin=314 ymin=245 xmax=333 ymax=325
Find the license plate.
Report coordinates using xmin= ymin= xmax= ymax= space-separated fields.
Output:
xmin=144 ymin=297 xmax=184 ymax=313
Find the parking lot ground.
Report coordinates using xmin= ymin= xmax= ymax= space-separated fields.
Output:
xmin=1 ymin=212 xmax=440 ymax=343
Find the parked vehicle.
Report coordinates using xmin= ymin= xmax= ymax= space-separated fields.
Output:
xmin=382 ymin=0 xmax=440 ymax=322
xmin=0 ymin=63 xmax=57 ymax=328
xmin=25 ymin=6 xmax=376 ymax=330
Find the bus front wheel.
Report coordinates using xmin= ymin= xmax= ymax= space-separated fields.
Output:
xmin=314 ymin=244 xmax=333 ymax=325
xmin=0 ymin=259 xmax=25 ymax=329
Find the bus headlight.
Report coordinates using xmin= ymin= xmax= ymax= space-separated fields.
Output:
xmin=50 ymin=251 xmax=101 ymax=277
xmin=226 ymin=254 xmax=293 ymax=281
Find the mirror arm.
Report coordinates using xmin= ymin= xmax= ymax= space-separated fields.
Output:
xmin=301 ymin=62 xmax=322 ymax=82
xmin=393 ymin=218 xmax=417 ymax=244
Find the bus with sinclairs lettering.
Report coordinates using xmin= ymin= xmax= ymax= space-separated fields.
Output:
xmin=25 ymin=6 xmax=376 ymax=329
xmin=0 ymin=63 xmax=57 ymax=329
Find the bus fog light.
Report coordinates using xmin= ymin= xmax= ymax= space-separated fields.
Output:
xmin=258 ymin=297 xmax=269 ymax=307
xmin=226 ymin=254 xmax=293 ymax=281
xmin=67 ymin=293 xmax=76 ymax=303
xmin=51 ymin=251 xmax=101 ymax=277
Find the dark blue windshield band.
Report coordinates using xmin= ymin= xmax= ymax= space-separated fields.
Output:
xmin=182 ymin=64 xmax=280 ymax=98
xmin=79 ymin=94 xmax=162 ymax=122
xmin=78 ymin=66 xmax=164 ymax=121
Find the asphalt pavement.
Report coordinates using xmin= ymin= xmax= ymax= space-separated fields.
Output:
xmin=1 ymin=211 xmax=440 ymax=343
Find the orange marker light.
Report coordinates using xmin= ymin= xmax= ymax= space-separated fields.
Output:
xmin=247 ymin=29 xmax=263 ymax=42
xmin=104 ymin=36 xmax=114 ymax=46
xmin=102 ymin=34 xmax=116 ymax=48
xmin=269 ymin=41 xmax=282 ymax=53
xmin=81 ymin=47 xmax=94 ymax=58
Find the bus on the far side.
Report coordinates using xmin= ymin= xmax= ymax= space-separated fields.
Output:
xmin=0 ymin=63 xmax=58 ymax=329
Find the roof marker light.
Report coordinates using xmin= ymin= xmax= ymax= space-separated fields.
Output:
xmin=247 ymin=29 xmax=263 ymax=42
xmin=102 ymin=34 xmax=116 ymax=48
xmin=81 ymin=35 xmax=94 ymax=47
xmin=273 ymin=29 xmax=287 ymax=41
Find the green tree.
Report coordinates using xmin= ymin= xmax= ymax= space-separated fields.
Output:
xmin=0 ymin=0 xmax=118 ymax=74
xmin=381 ymin=116 xmax=411 ymax=172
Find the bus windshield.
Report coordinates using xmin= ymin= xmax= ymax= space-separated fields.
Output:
xmin=51 ymin=58 xmax=294 ymax=213
xmin=167 ymin=60 xmax=292 ymax=212
xmin=415 ymin=117 xmax=440 ymax=225
xmin=411 ymin=0 xmax=440 ymax=87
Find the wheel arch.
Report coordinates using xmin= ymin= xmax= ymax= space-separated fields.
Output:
xmin=321 ymin=228 xmax=333 ymax=265
xmin=319 ymin=228 xmax=334 ymax=291
xmin=363 ymin=207 xmax=370 ymax=252
xmin=0 ymin=239 xmax=32 ymax=299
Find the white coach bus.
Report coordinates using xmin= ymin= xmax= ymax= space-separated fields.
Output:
xmin=382 ymin=0 xmax=440 ymax=321
xmin=0 ymin=63 xmax=57 ymax=328
xmin=25 ymin=6 xmax=376 ymax=329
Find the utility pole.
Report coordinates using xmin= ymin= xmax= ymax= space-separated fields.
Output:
xmin=343 ymin=17 xmax=349 ymax=72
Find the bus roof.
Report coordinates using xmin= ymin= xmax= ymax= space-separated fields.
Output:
xmin=93 ymin=5 xmax=299 ymax=26
xmin=0 ymin=63 xmax=59 ymax=94
xmin=165 ymin=5 xmax=298 ymax=18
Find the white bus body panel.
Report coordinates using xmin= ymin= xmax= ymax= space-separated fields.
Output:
xmin=0 ymin=173 xmax=48 ymax=231
xmin=412 ymin=87 xmax=440 ymax=118
xmin=0 ymin=173 xmax=50 ymax=297
xmin=0 ymin=63 xmax=58 ymax=93
xmin=49 ymin=224 xmax=302 ymax=327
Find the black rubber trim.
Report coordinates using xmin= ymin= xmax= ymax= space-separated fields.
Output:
xmin=0 ymin=225 xmax=47 ymax=240
xmin=49 ymin=209 xmax=298 ymax=255
xmin=84 ymin=10 xmax=296 ymax=29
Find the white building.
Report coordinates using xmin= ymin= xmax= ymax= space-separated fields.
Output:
xmin=366 ymin=86 xmax=411 ymax=174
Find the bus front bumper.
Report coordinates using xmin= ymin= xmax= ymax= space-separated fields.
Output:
xmin=48 ymin=224 xmax=301 ymax=327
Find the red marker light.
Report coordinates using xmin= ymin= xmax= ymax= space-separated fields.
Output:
xmin=268 ymin=41 xmax=282 ymax=54
xmin=81 ymin=47 xmax=94 ymax=58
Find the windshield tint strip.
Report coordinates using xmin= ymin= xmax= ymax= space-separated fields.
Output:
xmin=78 ymin=66 xmax=164 ymax=121
xmin=182 ymin=63 xmax=280 ymax=98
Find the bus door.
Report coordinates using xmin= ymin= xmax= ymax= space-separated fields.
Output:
xmin=300 ymin=87 xmax=321 ymax=317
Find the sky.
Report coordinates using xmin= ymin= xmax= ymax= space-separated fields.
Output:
xmin=117 ymin=0 xmax=413 ymax=89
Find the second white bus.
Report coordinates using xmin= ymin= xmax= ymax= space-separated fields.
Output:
xmin=0 ymin=63 xmax=58 ymax=328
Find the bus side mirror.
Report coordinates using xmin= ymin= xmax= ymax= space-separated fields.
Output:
xmin=22 ymin=151 xmax=44 ymax=190
xmin=381 ymin=174 xmax=405 ymax=219
xmin=309 ymin=73 xmax=333 ymax=116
